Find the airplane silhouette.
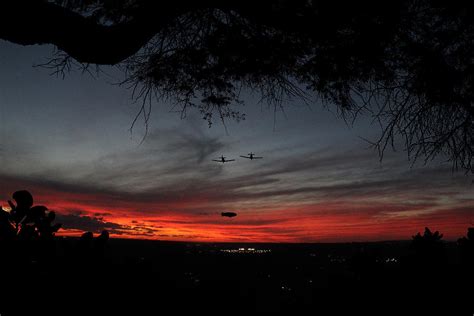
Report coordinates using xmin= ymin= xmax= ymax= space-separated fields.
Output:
xmin=212 ymin=155 xmax=235 ymax=163
xmin=240 ymin=152 xmax=263 ymax=160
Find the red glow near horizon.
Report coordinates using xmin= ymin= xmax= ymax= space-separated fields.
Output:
xmin=1 ymin=177 xmax=472 ymax=243
xmin=4 ymin=201 xmax=472 ymax=242
xmin=56 ymin=206 xmax=472 ymax=242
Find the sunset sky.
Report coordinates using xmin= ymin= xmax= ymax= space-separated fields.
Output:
xmin=1 ymin=40 xmax=473 ymax=242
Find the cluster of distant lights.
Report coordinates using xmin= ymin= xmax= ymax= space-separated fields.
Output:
xmin=220 ymin=248 xmax=272 ymax=254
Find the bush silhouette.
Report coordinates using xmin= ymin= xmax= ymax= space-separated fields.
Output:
xmin=1 ymin=190 xmax=61 ymax=240
xmin=411 ymin=227 xmax=445 ymax=267
xmin=1 ymin=190 xmax=112 ymax=270
xmin=76 ymin=230 xmax=110 ymax=260
xmin=458 ymin=227 xmax=474 ymax=266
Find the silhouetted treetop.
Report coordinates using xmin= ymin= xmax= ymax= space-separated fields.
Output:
xmin=458 ymin=227 xmax=474 ymax=264
xmin=1 ymin=0 xmax=473 ymax=171
xmin=412 ymin=227 xmax=445 ymax=262
xmin=412 ymin=227 xmax=444 ymax=244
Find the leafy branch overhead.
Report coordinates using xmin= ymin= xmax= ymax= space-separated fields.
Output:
xmin=1 ymin=0 xmax=473 ymax=171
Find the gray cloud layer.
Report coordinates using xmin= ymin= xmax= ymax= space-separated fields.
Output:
xmin=2 ymin=132 xmax=472 ymax=220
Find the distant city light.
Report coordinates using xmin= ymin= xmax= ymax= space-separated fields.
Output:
xmin=220 ymin=248 xmax=271 ymax=254
xmin=385 ymin=257 xmax=398 ymax=263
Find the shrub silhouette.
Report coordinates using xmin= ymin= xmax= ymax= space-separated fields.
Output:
xmin=77 ymin=230 xmax=110 ymax=260
xmin=411 ymin=227 xmax=445 ymax=267
xmin=1 ymin=190 xmax=112 ymax=269
xmin=458 ymin=227 xmax=474 ymax=266
xmin=1 ymin=190 xmax=61 ymax=240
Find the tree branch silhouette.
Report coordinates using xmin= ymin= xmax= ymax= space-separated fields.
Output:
xmin=1 ymin=0 xmax=472 ymax=171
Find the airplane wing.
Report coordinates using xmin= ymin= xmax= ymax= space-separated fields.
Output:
xmin=253 ymin=157 xmax=263 ymax=159
xmin=240 ymin=155 xmax=250 ymax=159
xmin=212 ymin=160 xmax=222 ymax=162
xmin=226 ymin=159 xmax=235 ymax=162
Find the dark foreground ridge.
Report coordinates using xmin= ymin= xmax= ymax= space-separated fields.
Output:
xmin=0 ymin=191 xmax=473 ymax=315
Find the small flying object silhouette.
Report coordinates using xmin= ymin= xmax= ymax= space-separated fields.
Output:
xmin=240 ymin=152 xmax=263 ymax=160
xmin=212 ymin=155 xmax=235 ymax=163
xmin=221 ymin=212 xmax=237 ymax=218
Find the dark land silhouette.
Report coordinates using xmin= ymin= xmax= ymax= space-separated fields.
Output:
xmin=0 ymin=191 xmax=473 ymax=315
